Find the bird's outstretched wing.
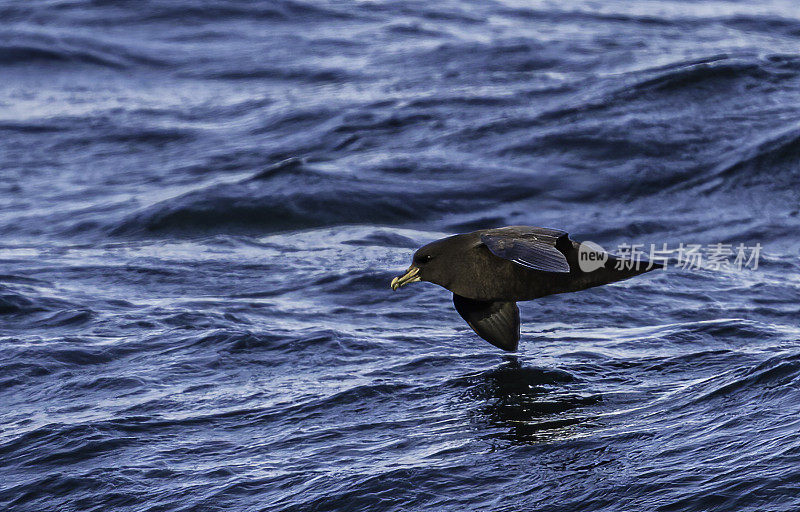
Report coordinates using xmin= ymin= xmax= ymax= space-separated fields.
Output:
xmin=453 ymin=294 xmax=520 ymax=351
xmin=481 ymin=228 xmax=571 ymax=273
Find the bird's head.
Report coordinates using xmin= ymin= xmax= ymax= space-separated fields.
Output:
xmin=390 ymin=234 xmax=472 ymax=291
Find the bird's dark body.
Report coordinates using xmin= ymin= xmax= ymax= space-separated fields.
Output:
xmin=391 ymin=226 xmax=661 ymax=351
xmin=419 ymin=227 xmax=656 ymax=302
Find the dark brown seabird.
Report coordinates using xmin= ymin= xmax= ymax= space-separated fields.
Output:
xmin=390 ymin=226 xmax=662 ymax=352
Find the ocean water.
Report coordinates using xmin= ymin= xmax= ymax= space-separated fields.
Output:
xmin=2 ymin=1 xmax=800 ymax=510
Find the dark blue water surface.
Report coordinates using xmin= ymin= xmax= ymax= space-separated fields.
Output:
xmin=3 ymin=1 xmax=800 ymax=511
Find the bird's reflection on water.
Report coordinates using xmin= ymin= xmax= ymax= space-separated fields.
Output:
xmin=464 ymin=357 xmax=602 ymax=444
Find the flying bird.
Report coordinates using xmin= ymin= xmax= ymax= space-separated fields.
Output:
xmin=390 ymin=226 xmax=662 ymax=351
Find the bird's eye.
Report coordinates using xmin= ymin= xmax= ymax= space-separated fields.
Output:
xmin=414 ymin=254 xmax=433 ymax=265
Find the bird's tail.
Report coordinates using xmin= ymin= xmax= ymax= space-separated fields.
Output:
xmin=573 ymin=254 xmax=663 ymax=292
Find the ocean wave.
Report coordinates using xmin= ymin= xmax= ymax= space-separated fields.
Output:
xmin=691 ymin=353 xmax=800 ymax=404
xmin=54 ymin=125 xmax=197 ymax=151
xmin=175 ymin=327 xmax=378 ymax=355
xmin=629 ymin=59 xmax=774 ymax=94
xmin=692 ymin=123 xmax=800 ymax=192
xmin=0 ymin=285 xmax=92 ymax=326
xmin=134 ymin=0 xmax=363 ymax=24
xmin=0 ymin=31 xmax=167 ymax=69
xmin=341 ymin=230 xmax=419 ymax=248
xmin=497 ymin=6 xmax=680 ymax=27
xmin=108 ymin=159 xmax=545 ymax=236
xmin=192 ymin=66 xmax=359 ymax=83
xmin=537 ymin=54 xmax=797 ymax=122
xmin=722 ymin=14 xmax=800 ymax=38
xmin=0 ymin=288 xmax=40 ymax=315
xmin=2 ymin=0 xmax=362 ymax=27
xmin=391 ymin=38 xmax=562 ymax=76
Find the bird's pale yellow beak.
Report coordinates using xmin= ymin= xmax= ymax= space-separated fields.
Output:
xmin=390 ymin=265 xmax=421 ymax=290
